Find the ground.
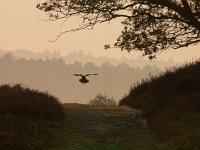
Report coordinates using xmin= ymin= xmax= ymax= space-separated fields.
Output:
xmin=46 ymin=104 xmax=168 ymax=150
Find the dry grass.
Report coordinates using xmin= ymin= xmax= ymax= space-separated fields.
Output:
xmin=60 ymin=104 xmax=167 ymax=150
xmin=0 ymin=84 xmax=64 ymax=119
xmin=0 ymin=84 xmax=64 ymax=150
xmin=120 ymin=60 xmax=200 ymax=115
xmin=119 ymin=60 xmax=200 ymax=149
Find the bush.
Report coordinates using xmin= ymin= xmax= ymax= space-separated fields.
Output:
xmin=119 ymin=60 xmax=200 ymax=149
xmin=0 ymin=84 xmax=64 ymax=119
xmin=119 ymin=60 xmax=200 ymax=115
xmin=0 ymin=84 xmax=65 ymax=149
xmin=89 ymin=93 xmax=117 ymax=106
xmin=0 ymin=115 xmax=49 ymax=150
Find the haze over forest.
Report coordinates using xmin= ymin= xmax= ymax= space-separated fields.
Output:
xmin=0 ymin=49 xmax=177 ymax=69
xmin=0 ymin=49 xmax=175 ymax=103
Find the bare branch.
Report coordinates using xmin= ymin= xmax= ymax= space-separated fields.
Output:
xmin=37 ymin=0 xmax=200 ymax=58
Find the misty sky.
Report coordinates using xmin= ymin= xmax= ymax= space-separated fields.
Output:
xmin=0 ymin=0 xmax=200 ymax=62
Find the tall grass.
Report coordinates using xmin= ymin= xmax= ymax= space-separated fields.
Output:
xmin=0 ymin=84 xmax=65 ymax=150
xmin=119 ymin=60 xmax=200 ymax=149
xmin=120 ymin=60 xmax=200 ymax=115
xmin=0 ymin=84 xmax=64 ymax=119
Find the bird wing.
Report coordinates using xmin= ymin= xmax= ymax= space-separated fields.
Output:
xmin=72 ymin=74 xmax=83 ymax=76
xmin=85 ymin=73 xmax=98 ymax=76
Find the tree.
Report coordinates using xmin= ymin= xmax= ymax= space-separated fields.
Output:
xmin=88 ymin=93 xmax=116 ymax=106
xmin=37 ymin=0 xmax=200 ymax=59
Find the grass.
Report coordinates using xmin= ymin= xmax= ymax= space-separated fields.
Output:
xmin=0 ymin=84 xmax=64 ymax=150
xmin=48 ymin=103 xmax=168 ymax=150
xmin=0 ymin=101 xmax=169 ymax=150
xmin=0 ymin=84 xmax=64 ymax=119
xmin=119 ymin=60 xmax=200 ymax=150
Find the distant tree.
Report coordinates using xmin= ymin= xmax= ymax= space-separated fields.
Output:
xmin=84 ymin=62 xmax=96 ymax=69
xmin=37 ymin=0 xmax=200 ymax=59
xmin=1 ymin=53 xmax=16 ymax=62
xmin=89 ymin=93 xmax=117 ymax=106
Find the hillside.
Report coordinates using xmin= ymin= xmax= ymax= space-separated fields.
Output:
xmin=0 ymin=103 xmax=169 ymax=150
xmin=0 ymin=84 xmax=64 ymax=150
xmin=120 ymin=60 xmax=200 ymax=150
xmin=0 ymin=84 xmax=168 ymax=150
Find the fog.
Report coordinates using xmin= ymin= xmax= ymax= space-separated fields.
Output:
xmin=0 ymin=50 xmax=171 ymax=103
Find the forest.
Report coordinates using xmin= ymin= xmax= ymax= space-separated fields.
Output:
xmin=0 ymin=53 xmax=160 ymax=103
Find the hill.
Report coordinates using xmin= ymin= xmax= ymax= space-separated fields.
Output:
xmin=120 ymin=60 xmax=200 ymax=150
xmin=0 ymin=84 xmax=64 ymax=150
xmin=0 ymin=85 xmax=168 ymax=150
xmin=0 ymin=102 xmax=169 ymax=150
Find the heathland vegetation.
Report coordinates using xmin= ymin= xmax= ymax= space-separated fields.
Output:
xmin=120 ymin=60 xmax=200 ymax=150
xmin=0 ymin=84 xmax=64 ymax=150
xmin=0 ymin=85 xmax=167 ymax=150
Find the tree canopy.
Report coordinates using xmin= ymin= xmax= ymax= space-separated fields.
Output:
xmin=37 ymin=0 xmax=200 ymax=59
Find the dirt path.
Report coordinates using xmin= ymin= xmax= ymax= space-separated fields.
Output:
xmin=57 ymin=104 xmax=168 ymax=150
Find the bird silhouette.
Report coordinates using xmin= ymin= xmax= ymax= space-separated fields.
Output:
xmin=72 ymin=73 xmax=98 ymax=85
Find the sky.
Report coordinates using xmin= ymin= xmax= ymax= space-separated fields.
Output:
xmin=0 ymin=0 xmax=200 ymax=63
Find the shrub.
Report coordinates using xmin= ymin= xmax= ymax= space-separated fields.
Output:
xmin=89 ymin=93 xmax=117 ymax=106
xmin=119 ymin=60 xmax=200 ymax=115
xmin=0 ymin=84 xmax=64 ymax=119
xmin=119 ymin=60 xmax=200 ymax=149
xmin=0 ymin=115 xmax=49 ymax=150
xmin=0 ymin=84 xmax=65 ymax=149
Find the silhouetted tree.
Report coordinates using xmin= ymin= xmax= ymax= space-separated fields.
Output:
xmin=37 ymin=0 xmax=200 ymax=59
xmin=89 ymin=93 xmax=116 ymax=106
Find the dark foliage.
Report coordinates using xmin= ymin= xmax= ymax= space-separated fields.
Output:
xmin=0 ymin=84 xmax=65 ymax=149
xmin=0 ymin=115 xmax=50 ymax=150
xmin=89 ymin=93 xmax=117 ymax=106
xmin=37 ymin=0 xmax=200 ymax=59
xmin=119 ymin=60 xmax=200 ymax=149
xmin=0 ymin=84 xmax=64 ymax=119
xmin=120 ymin=60 xmax=200 ymax=115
